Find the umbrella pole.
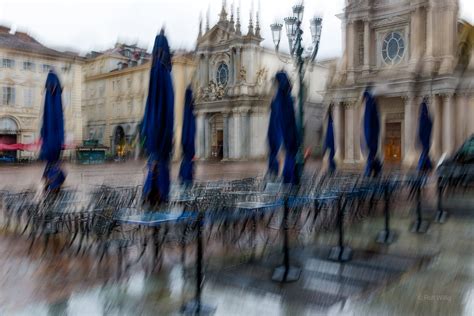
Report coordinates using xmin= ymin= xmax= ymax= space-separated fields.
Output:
xmin=435 ymin=178 xmax=448 ymax=223
xmin=376 ymin=182 xmax=396 ymax=244
xmin=272 ymin=196 xmax=301 ymax=283
xmin=411 ymin=175 xmax=430 ymax=233
xmin=181 ymin=212 xmax=214 ymax=315
xmin=329 ymin=195 xmax=352 ymax=262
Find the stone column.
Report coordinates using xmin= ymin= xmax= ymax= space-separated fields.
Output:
xmin=403 ymin=95 xmax=418 ymax=166
xmin=469 ymin=96 xmax=474 ymax=137
xmin=240 ymin=107 xmax=251 ymax=159
xmin=196 ymin=111 xmax=205 ymax=158
xmin=363 ymin=20 xmax=370 ymax=72
xmin=223 ymin=111 xmax=230 ymax=159
xmin=334 ymin=102 xmax=344 ymax=163
xmin=204 ymin=115 xmax=210 ymax=159
xmin=456 ymin=94 xmax=468 ymax=147
xmin=354 ymin=102 xmax=362 ymax=162
xmin=442 ymin=94 xmax=455 ymax=156
xmin=430 ymin=95 xmax=442 ymax=161
xmin=233 ymin=108 xmax=241 ymax=159
xmin=344 ymin=104 xmax=355 ymax=163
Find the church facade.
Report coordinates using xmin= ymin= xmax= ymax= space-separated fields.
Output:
xmin=326 ymin=0 xmax=474 ymax=167
xmin=194 ymin=5 xmax=332 ymax=161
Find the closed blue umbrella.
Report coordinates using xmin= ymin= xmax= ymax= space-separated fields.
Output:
xmin=363 ymin=89 xmax=382 ymax=177
xmin=179 ymin=86 xmax=196 ymax=184
xmin=417 ymin=98 xmax=433 ymax=171
xmin=40 ymin=71 xmax=66 ymax=191
xmin=323 ymin=109 xmax=336 ymax=173
xmin=267 ymin=92 xmax=282 ymax=178
xmin=141 ymin=30 xmax=174 ymax=205
xmin=274 ymin=72 xmax=299 ymax=185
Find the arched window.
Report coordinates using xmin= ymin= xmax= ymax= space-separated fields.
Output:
xmin=216 ymin=63 xmax=229 ymax=87
xmin=0 ymin=117 xmax=18 ymax=133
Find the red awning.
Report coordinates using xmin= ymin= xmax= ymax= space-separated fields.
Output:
xmin=0 ymin=139 xmax=77 ymax=151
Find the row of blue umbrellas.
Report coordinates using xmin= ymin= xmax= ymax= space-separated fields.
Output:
xmin=39 ymin=30 xmax=434 ymax=197
xmin=274 ymin=89 xmax=433 ymax=178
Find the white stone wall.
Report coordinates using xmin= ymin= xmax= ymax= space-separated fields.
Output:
xmin=0 ymin=48 xmax=82 ymax=160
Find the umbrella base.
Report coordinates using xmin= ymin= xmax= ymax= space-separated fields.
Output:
xmin=328 ymin=246 xmax=352 ymax=262
xmin=375 ymin=229 xmax=397 ymax=244
xmin=410 ymin=219 xmax=430 ymax=234
xmin=181 ymin=300 xmax=215 ymax=315
xmin=435 ymin=210 xmax=448 ymax=224
xmin=272 ymin=265 xmax=301 ymax=283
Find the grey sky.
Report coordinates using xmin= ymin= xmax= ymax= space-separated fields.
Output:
xmin=1 ymin=0 xmax=473 ymax=59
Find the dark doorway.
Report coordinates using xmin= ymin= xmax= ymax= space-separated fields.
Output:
xmin=113 ymin=126 xmax=126 ymax=158
xmin=211 ymin=129 xmax=223 ymax=160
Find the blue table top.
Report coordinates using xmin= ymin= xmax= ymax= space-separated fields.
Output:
xmin=116 ymin=211 xmax=197 ymax=226
xmin=235 ymin=200 xmax=284 ymax=210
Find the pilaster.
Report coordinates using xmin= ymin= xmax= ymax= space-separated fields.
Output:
xmin=362 ymin=19 xmax=370 ymax=74
xmin=344 ymin=102 xmax=355 ymax=163
xmin=334 ymin=102 xmax=345 ymax=163
xmin=442 ymin=93 xmax=455 ymax=156
xmin=403 ymin=95 xmax=418 ymax=166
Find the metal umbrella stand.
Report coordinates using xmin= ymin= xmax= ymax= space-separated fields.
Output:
xmin=272 ymin=191 xmax=301 ymax=282
xmin=328 ymin=192 xmax=353 ymax=262
xmin=376 ymin=180 xmax=397 ymax=244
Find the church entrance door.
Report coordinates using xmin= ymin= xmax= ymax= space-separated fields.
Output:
xmin=210 ymin=114 xmax=223 ymax=160
xmin=384 ymin=122 xmax=402 ymax=164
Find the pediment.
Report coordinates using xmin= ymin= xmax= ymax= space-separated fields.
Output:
xmin=198 ymin=24 xmax=235 ymax=47
xmin=345 ymin=0 xmax=370 ymax=11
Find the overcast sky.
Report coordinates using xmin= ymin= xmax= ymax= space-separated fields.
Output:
xmin=1 ymin=0 xmax=473 ymax=59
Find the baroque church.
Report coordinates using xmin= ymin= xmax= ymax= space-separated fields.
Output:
xmin=326 ymin=0 xmax=474 ymax=167
xmin=193 ymin=4 xmax=332 ymax=161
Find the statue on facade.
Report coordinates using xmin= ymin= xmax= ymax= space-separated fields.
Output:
xmin=256 ymin=67 xmax=268 ymax=85
xmin=239 ymin=66 xmax=247 ymax=82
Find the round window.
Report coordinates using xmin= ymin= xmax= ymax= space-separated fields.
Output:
xmin=216 ymin=63 xmax=229 ymax=86
xmin=382 ymin=32 xmax=405 ymax=65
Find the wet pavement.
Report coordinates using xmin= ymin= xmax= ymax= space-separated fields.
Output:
xmin=0 ymin=160 xmax=473 ymax=315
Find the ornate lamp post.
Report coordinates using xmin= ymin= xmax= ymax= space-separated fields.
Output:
xmin=271 ymin=4 xmax=323 ymax=182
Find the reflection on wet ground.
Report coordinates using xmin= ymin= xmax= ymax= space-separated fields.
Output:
xmin=0 ymin=161 xmax=473 ymax=315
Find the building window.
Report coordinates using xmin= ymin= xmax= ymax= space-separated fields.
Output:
xmin=216 ymin=63 xmax=229 ymax=87
xmin=382 ymin=32 xmax=405 ymax=65
xmin=24 ymin=88 xmax=34 ymax=107
xmin=2 ymin=58 xmax=15 ymax=68
xmin=42 ymin=64 xmax=53 ymax=72
xmin=61 ymin=64 xmax=71 ymax=73
xmin=2 ymin=87 xmax=16 ymax=105
xmin=23 ymin=61 xmax=35 ymax=71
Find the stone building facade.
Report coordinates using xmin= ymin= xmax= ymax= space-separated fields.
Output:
xmin=0 ymin=25 xmax=83 ymax=160
xmin=326 ymin=0 xmax=474 ymax=167
xmin=82 ymin=44 xmax=195 ymax=159
xmin=195 ymin=5 xmax=331 ymax=161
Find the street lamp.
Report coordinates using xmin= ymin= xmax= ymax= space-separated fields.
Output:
xmin=270 ymin=4 xmax=323 ymax=183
